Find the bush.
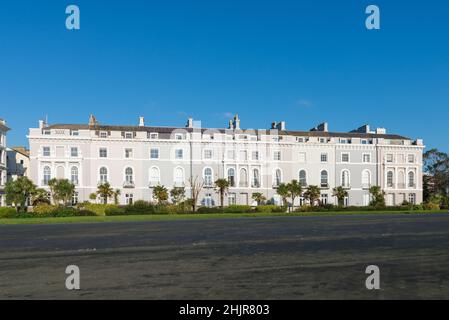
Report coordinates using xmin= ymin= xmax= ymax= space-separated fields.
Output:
xmin=105 ymin=206 xmax=127 ymax=216
xmin=80 ymin=203 xmax=117 ymax=216
xmin=75 ymin=210 xmax=97 ymax=216
xmin=197 ymin=206 xmax=223 ymax=214
xmin=224 ymin=205 xmax=252 ymax=213
xmin=33 ymin=204 xmax=58 ymax=216
xmin=254 ymin=205 xmax=286 ymax=213
xmin=0 ymin=207 xmax=17 ymax=218
xmin=124 ymin=200 xmax=155 ymax=215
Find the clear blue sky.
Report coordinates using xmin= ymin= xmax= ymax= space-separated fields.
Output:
xmin=1 ymin=0 xmax=448 ymax=151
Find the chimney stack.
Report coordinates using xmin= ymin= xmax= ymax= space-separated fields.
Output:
xmin=39 ymin=120 xmax=45 ymax=129
xmin=233 ymin=114 xmax=241 ymax=130
xmin=88 ymin=114 xmax=97 ymax=126
xmin=186 ymin=117 xmax=193 ymax=128
xmin=310 ymin=122 xmax=328 ymax=132
xmin=139 ymin=116 xmax=145 ymax=127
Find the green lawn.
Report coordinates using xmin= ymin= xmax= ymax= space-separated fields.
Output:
xmin=0 ymin=210 xmax=447 ymax=225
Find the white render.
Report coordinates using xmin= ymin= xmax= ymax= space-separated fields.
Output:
xmin=6 ymin=147 xmax=30 ymax=181
xmin=28 ymin=115 xmax=424 ymax=207
xmin=0 ymin=119 xmax=10 ymax=206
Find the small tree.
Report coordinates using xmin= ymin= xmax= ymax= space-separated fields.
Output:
xmin=215 ymin=178 xmax=230 ymax=208
xmin=276 ymin=183 xmax=290 ymax=207
xmin=32 ymin=188 xmax=50 ymax=206
xmin=252 ymin=192 xmax=266 ymax=206
xmin=97 ymin=182 xmax=114 ymax=204
xmin=369 ymin=186 xmax=386 ymax=208
xmin=53 ymin=179 xmax=76 ymax=206
xmin=153 ymin=185 xmax=169 ymax=205
xmin=332 ymin=186 xmax=348 ymax=207
xmin=5 ymin=176 xmax=36 ymax=212
xmin=113 ymin=189 xmax=121 ymax=205
xmin=188 ymin=176 xmax=205 ymax=212
xmin=303 ymin=185 xmax=321 ymax=206
xmin=89 ymin=193 xmax=97 ymax=203
xmin=287 ymin=180 xmax=303 ymax=211
xmin=48 ymin=178 xmax=59 ymax=204
xmin=170 ymin=187 xmax=186 ymax=205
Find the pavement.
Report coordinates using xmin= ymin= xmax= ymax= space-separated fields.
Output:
xmin=1 ymin=213 xmax=449 ymax=299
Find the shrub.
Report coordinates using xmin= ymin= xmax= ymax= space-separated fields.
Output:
xmin=0 ymin=207 xmax=17 ymax=218
xmin=33 ymin=204 xmax=58 ymax=216
xmin=52 ymin=206 xmax=79 ymax=217
xmin=197 ymin=206 xmax=223 ymax=214
xmin=75 ymin=210 xmax=97 ymax=216
xmin=105 ymin=206 xmax=127 ymax=216
xmin=80 ymin=203 xmax=117 ymax=216
xmin=124 ymin=200 xmax=155 ymax=215
xmin=224 ymin=205 xmax=252 ymax=213
xmin=423 ymin=202 xmax=440 ymax=211
xmin=254 ymin=205 xmax=286 ymax=213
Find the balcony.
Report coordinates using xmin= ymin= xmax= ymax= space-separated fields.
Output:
xmin=123 ymin=181 xmax=135 ymax=188
xmin=320 ymin=183 xmax=329 ymax=189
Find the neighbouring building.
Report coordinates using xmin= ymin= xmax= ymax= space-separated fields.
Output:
xmin=7 ymin=146 xmax=30 ymax=181
xmin=28 ymin=114 xmax=424 ymax=207
xmin=0 ymin=119 xmax=10 ymax=206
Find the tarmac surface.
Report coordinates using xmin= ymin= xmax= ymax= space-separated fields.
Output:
xmin=1 ymin=213 xmax=449 ymax=299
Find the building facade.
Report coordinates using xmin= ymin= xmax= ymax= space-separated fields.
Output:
xmin=0 ymin=119 xmax=10 ymax=206
xmin=28 ymin=115 xmax=424 ymax=207
xmin=6 ymin=147 xmax=30 ymax=181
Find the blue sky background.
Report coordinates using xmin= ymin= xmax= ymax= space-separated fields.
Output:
xmin=1 ymin=0 xmax=448 ymax=151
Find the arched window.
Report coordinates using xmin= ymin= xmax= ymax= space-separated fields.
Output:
xmin=99 ymin=167 xmax=108 ymax=183
xmin=125 ymin=167 xmax=134 ymax=183
xmin=274 ymin=169 xmax=282 ymax=186
xmin=398 ymin=171 xmax=405 ymax=188
xmin=299 ymin=170 xmax=307 ymax=187
xmin=320 ymin=170 xmax=328 ymax=187
xmin=408 ymin=171 xmax=415 ymax=188
xmin=150 ymin=167 xmax=160 ymax=185
xmin=227 ymin=168 xmax=235 ymax=187
xmin=71 ymin=166 xmax=79 ymax=185
xmin=174 ymin=167 xmax=184 ymax=186
xmin=362 ymin=170 xmax=371 ymax=188
xmin=252 ymin=169 xmax=260 ymax=188
xmin=43 ymin=166 xmax=51 ymax=185
xmin=387 ymin=171 xmax=394 ymax=188
xmin=342 ymin=170 xmax=350 ymax=188
xmin=239 ymin=168 xmax=248 ymax=187
xmin=204 ymin=168 xmax=213 ymax=187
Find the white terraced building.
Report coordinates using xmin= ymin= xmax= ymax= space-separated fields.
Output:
xmin=28 ymin=115 xmax=424 ymax=207
xmin=0 ymin=119 xmax=10 ymax=206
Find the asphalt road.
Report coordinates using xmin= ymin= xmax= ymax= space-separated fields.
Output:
xmin=1 ymin=214 xmax=449 ymax=299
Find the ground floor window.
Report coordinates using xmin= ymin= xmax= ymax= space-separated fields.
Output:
xmin=363 ymin=194 xmax=370 ymax=206
xmin=72 ymin=192 xmax=79 ymax=206
xmin=344 ymin=196 xmax=349 ymax=207
xmin=203 ymin=193 xmax=213 ymax=207
xmin=299 ymin=197 xmax=305 ymax=206
xmin=409 ymin=193 xmax=416 ymax=204
xmin=228 ymin=193 xmax=236 ymax=205
xmin=0 ymin=194 xmax=3 ymax=206
xmin=320 ymin=194 xmax=328 ymax=205
xmin=126 ymin=193 xmax=133 ymax=205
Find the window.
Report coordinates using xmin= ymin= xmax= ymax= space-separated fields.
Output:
xmin=204 ymin=168 xmax=213 ymax=187
xmin=72 ymin=192 xmax=79 ymax=206
xmin=361 ymin=139 xmax=368 ymax=145
xmin=203 ymin=193 xmax=214 ymax=207
xmin=43 ymin=147 xmax=51 ymax=157
xmin=175 ymin=133 xmax=184 ymax=140
xmin=342 ymin=170 xmax=350 ymax=188
xmin=99 ymin=167 xmax=108 ymax=183
xmin=174 ymin=167 xmax=184 ymax=186
xmin=71 ymin=147 xmax=78 ymax=157
xmin=298 ymin=152 xmax=306 ymax=163
xmin=386 ymin=154 xmax=393 ymax=163
xmin=320 ymin=194 xmax=328 ymax=205
xmin=408 ymin=193 xmax=416 ymax=204
xmin=297 ymin=137 xmax=305 ymax=143
xmin=71 ymin=166 xmax=79 ymax=185
xmin=99 ymin=148 xmax=107 ymax=158
xmin=228 ymin=193 xmax=236 ymax=205
xmin=273 ymin=151 xmax=281 ymax=161
xmin=71 ymin=130 xmax=79 ymax=136
xmin=363 ymin=154 xmax=371 ymax=163
xmin=239 ymin=150 xmax=248 ymax=161
xmin=149 ymin=132 xmax=158 ymax=139
xmin=387 ymin=171 xmax=394 ymax=188
xmin=274 ymin=169 xmax=282 ymax=186
xmin=320 ymin=170 xmax=328 ymax=187
xmin=252 ymin=169 xmax=260 ymax=188
xmin=320 ymin=153 xmax=328 ymax=163
xmin=100 ymin=131 xmax=108 ymax=138
xmin=43 ymin=130 xmax=51 ymax=135
xmin=150 ymin=167 xmax=160 ymax=185
xmin=408 ymin=154 xmax=415 ymax=163
xmin=341 ymin=153 xmax=350 ymax=163
xmin=299 ymin=170 xmax=307 ymax=187
xmin=252 ymin=151 xmax=259 ymax=161
xmin=239 ymin=168 xmax=248 ymax=187
xmin=150 ymin=148 xmax=159 ymax=159
xmin=204 ymin=149 xmax=213 ymax=159
xmin=175 ymin=149 xmax=183 ymax=159
xmin=227 ymin=150 xmax=235 ymax=160
xmin=227 ymin=168 xmax=235 ymax=187
xmin=43 ymin=166 xmax=51 ymax=185
xmin=126 ymin=193 xmax=133 ymax=205
xmin=340 ymin=138 xmax=348 ymax=144
xmin=125 ymin=148 xmax=133 ymax=158
xmin=124 ymin=132 xmax=133 ymax=139
xmin=408 ymin=171 xmax=415 ymax=188
xmin=362 ymin=170 xmax=371 ymax=188
xmin=125 ymin=167 xmax=134 ymax=184
xmin=319 ymin=138 xmax=326 ymax=143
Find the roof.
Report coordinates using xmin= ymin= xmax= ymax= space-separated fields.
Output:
xmin=9 ymin=147 xmax=30 ymax=157
xmin=45 ymin=124 xmax=411 ymax=140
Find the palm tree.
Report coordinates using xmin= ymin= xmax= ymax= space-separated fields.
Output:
xmin=276 ymin=183 xmax=290 ymax=207
xmin=32 ymin=188 xmax=50 ymax=206
xmin=287 ymin=180 xmax=303 ymax=211
xmin=215 ymin=178 xmax=230 ymax=208
xmin=48 ymin=178 xmax=59 ymax=204
xmin=112 ymin=189 xmax=121 ymax=205
xmin=252 ymin=192 xmax=266 ymax=206
xmin=369 ymin=186 xmax=386 ymax=207
xmin=170 ymin=187 xmax=186 ymax=205
xmin=153 ymin=185 xmax=169 ymax=205
xmin=332 ymin=186 xmax=348 ymax=206
xmin=97 ymin=182 xmax=114 ymax=204
xmin=303 ymin=185 xmax=321 ymax=206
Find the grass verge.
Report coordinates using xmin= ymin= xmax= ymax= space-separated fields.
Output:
xmin=0 ymin=210 xmax=447 ymax=225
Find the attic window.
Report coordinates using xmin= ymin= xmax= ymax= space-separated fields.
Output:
xmin=124 ymin=132 xmax=133 ymax=139
xmin=71 ymin=130 xmax=79 ymax=136
xmin=43 ymin=130 xmax=51 ymax=135
xmin=149 ymin=132 xmax=159 ymax=139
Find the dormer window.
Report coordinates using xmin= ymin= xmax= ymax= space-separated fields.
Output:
xmin=149 ymin=132 xmax=158 ymax=139
xmin=43 ymin=130 xmax=51 ymax=135
xmin=124 ymin=132 xmax=133 ymax=139
xmin=99 ymin=131 xmax=108 ymax=138
xmin=71 ymin=130 xmax=79 ymax=136
xmin=175 ymin=133 xmax=184 ymax=140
